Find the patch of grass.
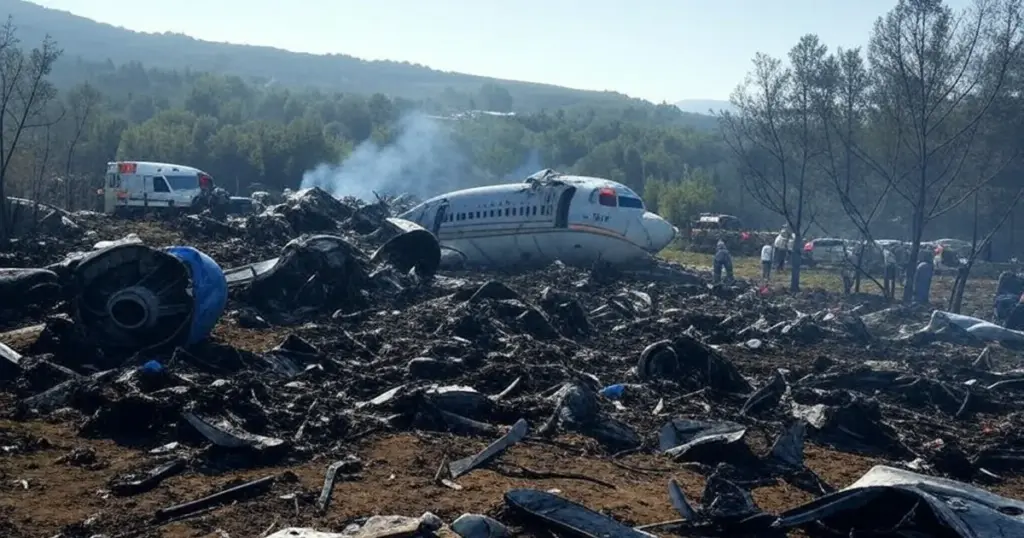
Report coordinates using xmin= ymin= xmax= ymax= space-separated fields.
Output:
xmin=660 ymin=249 xmax=848 ymax=292
xmin=660 ymin=247 xmax=1000 ymax=318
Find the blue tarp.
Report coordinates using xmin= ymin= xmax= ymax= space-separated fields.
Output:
xmin=165 ymin=246 xmax=228 ymax=344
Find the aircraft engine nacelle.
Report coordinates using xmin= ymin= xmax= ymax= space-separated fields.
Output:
xmin=370 ymin=217 xmax=442 ymax=278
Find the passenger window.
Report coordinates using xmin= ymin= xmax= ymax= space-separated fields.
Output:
xmin=532 ymin=206 xmax=537 ymax=216
xmin=505 ymin=208 xmax=510 ymax=217
xmin=152 ymin=176 xmax=170 ymax=193
xmin=489 ymin=210 xmax=494 ymax=218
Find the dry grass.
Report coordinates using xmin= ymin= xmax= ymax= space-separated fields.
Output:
xmin=660 ymin=248 xmax=1000 ymax=318
xmin=661 ymin=249 xmax=849 ymax=292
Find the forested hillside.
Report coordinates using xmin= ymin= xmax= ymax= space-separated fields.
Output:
xmin=3 ymin=0 xmax=714 ymax=130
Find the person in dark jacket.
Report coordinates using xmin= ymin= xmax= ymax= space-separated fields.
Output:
xmin=914 ymin=257 xmax=934 ymax=304
xmin=1005 ymin=293 xmax=1024 ymax=331
xmin=883 ymin=248 xmax=898 ymax=300
xmin=713 ymin=240 xmax=734 ymax=284
xmin=994 ymin=272 xmax=1024 ymax=323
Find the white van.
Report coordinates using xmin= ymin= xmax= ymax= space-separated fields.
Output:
xmin=100 ymin=161 xmax=214 ymax=214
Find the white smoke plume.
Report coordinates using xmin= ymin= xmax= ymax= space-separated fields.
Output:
xmin=300 ymin=112 xmax=470 ymax=201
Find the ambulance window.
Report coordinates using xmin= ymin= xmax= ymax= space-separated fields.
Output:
xmin=164 ymin=175 xmax=199 ymax=191
xmin=152 ymin=176 xmax=170 ymax=193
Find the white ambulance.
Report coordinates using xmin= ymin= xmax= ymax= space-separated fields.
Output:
xmin=100 ymin=161 xmax=215 ymax=214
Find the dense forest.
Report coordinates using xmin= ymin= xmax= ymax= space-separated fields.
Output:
xmin=2 ymin=0 xmax=1024 ymax=297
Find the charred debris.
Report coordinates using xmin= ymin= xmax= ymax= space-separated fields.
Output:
xmin=2 ymin=187 xmax=1024 ymax=537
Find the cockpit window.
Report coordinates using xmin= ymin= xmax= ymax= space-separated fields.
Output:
xmin=618 ymin=196 xmax=644 ymax=209
xmin=597 ymin=188 xmax=617 ymax=207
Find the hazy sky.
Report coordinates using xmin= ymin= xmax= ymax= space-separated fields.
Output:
xmin=29 ymin=0 xmax=972 ymax=103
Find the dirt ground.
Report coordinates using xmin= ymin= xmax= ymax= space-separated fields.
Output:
xmin=5 ymin=417 xmax=1024 ymax=537
xmin=0 ymin=418 xmax=926 ymax=537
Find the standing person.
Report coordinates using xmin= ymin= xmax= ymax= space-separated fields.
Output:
xmin=713 ymin=240 xmax=734 ymax=284
xmin=994 ymin=271 xmax=1024 ymax=323
xmin=883 ymin=248 xmax=897 ymax=300
xmin=914 ymin=256 xmax=934 ymax=305
xmin=760 ymin=242 xmax=774 ymax=282
xmin=1005 ymin=291 xmax=1024 ymax=330
xmin=774 ymin=228 xmax=789 ymax=271
xmin=787 ymin=234 xmax=797 ymax=268
xmin=840 ymin=261 xmax=855 ymax=295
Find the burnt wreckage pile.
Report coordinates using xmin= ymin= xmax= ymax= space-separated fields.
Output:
xmin=2 ymin=188 xmax=1024 ymax=537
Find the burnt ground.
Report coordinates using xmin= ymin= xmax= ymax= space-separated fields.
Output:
xmin=1 ymin=203 xmax=1023 ymax=538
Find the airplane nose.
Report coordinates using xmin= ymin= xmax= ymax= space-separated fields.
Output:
xmin=640 ymin=212 xmax=676 ymax=253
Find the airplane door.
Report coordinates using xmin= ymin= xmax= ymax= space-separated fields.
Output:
xmin=554 ymin=187 xmax=576 ymax=228
xmin=432 ymin=200 xmax=449 ymax=235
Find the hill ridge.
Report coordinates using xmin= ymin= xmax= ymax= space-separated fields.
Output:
xmin=6 ymin=0 xmax=662 ymax=113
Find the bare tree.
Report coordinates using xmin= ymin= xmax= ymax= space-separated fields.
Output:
xmin=0 ymin=17 xmax=62 ymax=240
xmin=947 ymin=185 xmax=1024 ymax=312
xmin=858 ymin=0 xmax=1024 ymax=302
xmin=61 ymin=83 xmax=99 ymax=210
xmin=28 ymin=122 xmax=52 ymax=235
xmin=720 ymin=35 xmax=827 ymax=291
xmin=813 ymin=47 xmax=899 ymax=293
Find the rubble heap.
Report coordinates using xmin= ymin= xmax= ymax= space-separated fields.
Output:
xmin=1 ymin=188 xmax=1024 ymax=538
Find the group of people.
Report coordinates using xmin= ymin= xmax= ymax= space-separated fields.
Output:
xmin=711 ymin=226 xmax=919 ymax=303
xmin=713 ymin=227 xmax=794 ymax=285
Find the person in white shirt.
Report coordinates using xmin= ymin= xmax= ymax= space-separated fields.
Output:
xmin=882 ymin=248 xmax=897 ymax=300
xmin=760 ymin=243 xmax=774 ymax=282
xmin=773 ymin=229 xmax=789 ymax=270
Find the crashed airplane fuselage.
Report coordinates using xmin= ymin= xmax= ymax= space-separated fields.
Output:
xmin=396 ymin=169 xmax=678 ymax=268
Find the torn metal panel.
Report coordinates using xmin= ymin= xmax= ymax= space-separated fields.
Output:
xmin=659 ymin=419 xmax=746 ymax=460
xmin=504 ymin=488 xmax=650 ymax=538
xmin=775 ymin=465 xmax=1024 ymax=536
xmin=449 ymin=418 xmax=528 ymax=479
xmin=182 ymin=412 xmax=286 ymax=451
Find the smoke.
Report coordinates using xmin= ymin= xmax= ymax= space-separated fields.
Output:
xmin=504 ymin=148 xmax=543 ymax=181
xmin=300 ymin=112 xmax=470 ymax=201
xmin=300 ymin=111 xmax=545 ymax=201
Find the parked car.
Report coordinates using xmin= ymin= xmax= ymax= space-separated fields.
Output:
xmin=692 ymin=213 xmax=743 ymax=231
xmin=802 ymin=238 xmax=851 ymax=267
xmin=803 ymin=238 xmax=883 ymax=271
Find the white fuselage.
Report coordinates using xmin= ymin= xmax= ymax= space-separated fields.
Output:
xmin=398 ymin=171 xmax=677 ymax=267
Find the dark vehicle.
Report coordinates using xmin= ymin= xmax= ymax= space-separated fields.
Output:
xmin=693 ymin=213 xmax=743 ymax=231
